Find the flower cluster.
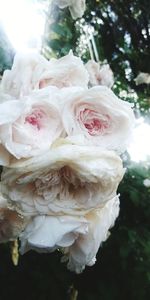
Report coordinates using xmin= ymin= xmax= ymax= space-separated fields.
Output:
xmin=0 ymin=51 xmax=135 ymax=273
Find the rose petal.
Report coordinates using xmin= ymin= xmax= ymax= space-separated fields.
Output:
xmin=20 ymin=215 xmax=88 ymax=253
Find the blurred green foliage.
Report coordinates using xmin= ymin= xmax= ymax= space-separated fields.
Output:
xmin=0 ymin=1 xmax=150 ymax=299
xmin=43 ymin=0 xmax=150 ymax=114
xmin=41 ymin=2 xmax=80 ymax=59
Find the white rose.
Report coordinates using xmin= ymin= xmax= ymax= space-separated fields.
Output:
xmin=61 ymin=86 xmax=135 ymax=153
xmin=19 ymin=196 xmax=119 ymax=273
xmin=37 ymin=51 xmax=89 ymax=89
xmin=0 ymin=87 xmax=63 ymax=162
xmin=1 ymin=51 xmax=89 ymax=98
xmin=55 ymin=0 xmax=86 ymax=20
xmin=85 ymin=60 xmax=114 ymax=88
xmin=1 ymin=52 xmax=48 ymax=98
xmin=1 ymin=143 xmax=124 ymax=216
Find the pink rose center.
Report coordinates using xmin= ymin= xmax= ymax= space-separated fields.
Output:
xmin=39 ymin=79 xmax=47 ymax=89
xmin=80 ymin=109 xmax=110 ymax=136
xmin=25 ymin=109 xmax=45 ymax=130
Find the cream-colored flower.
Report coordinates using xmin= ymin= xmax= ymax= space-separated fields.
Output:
xmin=1 ymin=51 xmax=89 ymax=98
xmin=85 ymin=60 xmax=114 ymax=88
xmin=19 ymin=196 xmax=119 ymax=273
xmin=1 ymin=143 xmax=124 ymax=216
xmin=61 ymin=86 xmax=135 ymax=153
xmin=0 ymin=87 xmax=63 ymax=163
xmin=55 ymin=0 xmax=86 ymax=20
xmin=1 ymin=52 xmax=48 ymax=98
xmin=37 ymin=51 xmax=89 ymax=89
xmin=135 ymin=72 xmax=150 ymax=85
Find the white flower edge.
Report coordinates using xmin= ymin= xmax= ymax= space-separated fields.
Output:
xmin=65 ymin=195 xmax=120 ymax=273
xmin=19 ymin=196 xmax=120 ymax=273
xmin=55 ymin=0 xmax=86 ymax=20
xmin=19 ymin=214 xmax=88 ymax=253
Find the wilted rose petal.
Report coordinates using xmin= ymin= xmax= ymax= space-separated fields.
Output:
xmin=1 ymin=143 xmax=124 ymax=216
xmin=0 ymin=192 xmax=28 ymax=243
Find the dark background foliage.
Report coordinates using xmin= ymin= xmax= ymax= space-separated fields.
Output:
xmin=0 ymin=1 xmax=150 ymax=299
